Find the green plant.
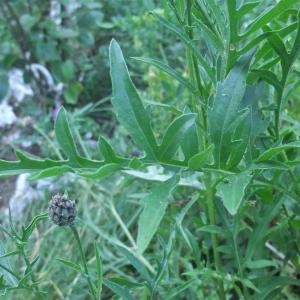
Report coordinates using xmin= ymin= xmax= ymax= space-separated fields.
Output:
xmin=48 ymin=194 xmax=102 ymax=300
xmin=1 ymin=0 xmax=300 ymax=299
xmin=0 ymin=210 xmax=48 ymax=296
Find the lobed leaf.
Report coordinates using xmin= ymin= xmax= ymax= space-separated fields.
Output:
xmin=208 ymin=53 xmax=253 ymax=168
xmin=0 ymin=150 xmax=65 ymax=177
xmin=109 ymin=39 xmax=159 ymax=160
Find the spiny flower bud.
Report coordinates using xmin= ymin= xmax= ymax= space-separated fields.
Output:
xmin=48 ymin=194 xmax=77 ymax=226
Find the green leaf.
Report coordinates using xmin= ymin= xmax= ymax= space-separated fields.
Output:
xmin=78 ymin=163 xmax=122 ymax=179
xmin=290 ymin=11 xmax=300 ymax=63
xmin=238 ymin=22 xmax=298 ymax=58
xmin=199 ymin=225 xmax=227 ymax=236
xmin=165 ymin=279 xmax=196 ymax=300
xmin=132 ymin=57 xmax=196 ymax=91
xmin=54 ymin=107 xmax=82 ymax=165
xmin=63 ymin=82 xmax=83 ymax=105
xmin=251 ymin=69 xmax=282 ymax=92
xmin=98 ymin=136 xmax=128 ymax=164
xmin=94 ymin=242 xmax=103 ymax=299
xmin=0 ymin=250 xmax=20 ymax=259
xmin=208 ymin=54 xmax=252 ymax=168
xmin=50 ymin=28 xmax=79 ymax=39
xmin=28 ymin=165 xmax=73 ymax=180
xmin=137 ymin=175 xmax=179 ymax=254
xmin=241 ymin=0 xmax=296 ymax=38
xmin=193 ymin=15 xmax=224 ymax=51
xmin=188 ymin=145 xmax=213 ymax=170
xmin=152 ymin=13 xmax=214 ymax=81
xmin=103 ymin=278 xmax=135 ymax=300
xmin=61 ymin=60 xmax=75 ymax=82
xmin=237 ymin=2 xmax=260 ymax=17
xmin=159 ymin=113 xmax=196 ymax=161
xmin=0 ymin=243 xmax=18 ymax=286
xmin=0 ymin=149 xmax=101 ymax=179
xmin=204 ymin=0 xmax=226 ymax=36
xmin=226 ymin=0 xmax=238 ymax=40
xmin=0 ymin=150 xmax=64 ymax=177
xmin=253 ymin=276 xmax=300 ymax=299
xmin=263 ymin=27 xmax=288 ymax=65
xmin=98 ymin=136 xmax=117 ymax=162
xmin=20 ymin=14 xmax=39 ymax=30
xmin=117 ymin=246 xmax=152 ymax=284
xmin=109 ymin=39 xmax=158 ymax=160
xmin=181 ymin=121 xmax=200 ymax=161
xmin=242 ymin=82 xmax=268 ymax=162
xmin=21 ymin=212 xmax=48 ymax=242
xmin=225 ymin=110 xmax=251 ymax=169
xmin=245 ymin=198 xmax=284 ymax=262
xmin=217 ymin=171 xmax=252 ymax=215
xmin=244 ymin=259 xmax=277 ymax=269
xmin=56 ymin=258 xmax=82 ymax=273
xmin=255 ymin=141 xmax=300 ymax=162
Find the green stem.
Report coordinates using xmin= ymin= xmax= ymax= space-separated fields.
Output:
xmin=20 ymin=246 xmax=43 ymax=296
xmin=185 ymin=0 xmax=208 ymax=149
xmin=205 ymin=174 xmax=226 ymax=300
xmin=186 ymin=0 xmax=203 ymax=97
xmin=70 ymin=225 xmax=97 ymax=300
xmin=232 ymin=233 xmax=251 ymax=300
xmin=110 ymin=200 xmax=136 ymax=248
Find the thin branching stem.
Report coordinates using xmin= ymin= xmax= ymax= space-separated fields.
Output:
xmin=70 ymin=225 xmax=97 ymax=300
xmin=204 ymin=174 xmax=226 ymax=300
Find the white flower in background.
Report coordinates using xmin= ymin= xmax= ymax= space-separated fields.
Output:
xmin=0 ymin=102 xmax=17 ymax=127
xmin=8 ymin=68 xmax=33 ymax=103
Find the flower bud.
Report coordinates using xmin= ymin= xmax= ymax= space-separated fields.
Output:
xmin=48 ymin=194 xmax=77 ymax=226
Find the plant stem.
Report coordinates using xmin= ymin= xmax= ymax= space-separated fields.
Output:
xmin=186 ymin=0 xmax=203 ymax=101
xmin=185 ymin=0 xmax=208 ymax=149
xmin=20 ymin=246 xmax=44 ymax=296
xmin=70 ymin=225 xmax=97 ymax=300
xmin=110 ymin=200 xmax=136 ymax=249
xmin=205 ymin=174 xmax=226 ymax=300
